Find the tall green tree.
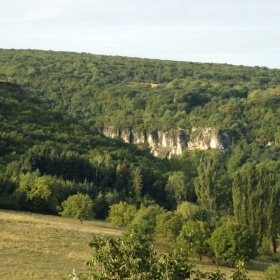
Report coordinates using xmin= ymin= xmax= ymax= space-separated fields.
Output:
xmin=130 ymin=167 xmax=143 ymax=202
xmin=194 ymin=151 xmax=231 ymax=212
xmin=232 ymin=161 xmax=280 ymax=252
xmin=114 ymin=163 xmax=128 ymax=192
xmin=165 ymin=171 xmax=191 ymax=208
xmin=194 ymin=158 xmax=217 ymax=211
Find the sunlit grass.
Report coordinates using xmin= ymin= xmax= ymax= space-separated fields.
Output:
xmin=0 ymin=209 xmax=274 ymax=279
xmin=0 ymin=210 xmax=122 ymax=280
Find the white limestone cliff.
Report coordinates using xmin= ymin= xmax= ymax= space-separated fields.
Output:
xmin=102 ymin=126 xmax=233 ymax=158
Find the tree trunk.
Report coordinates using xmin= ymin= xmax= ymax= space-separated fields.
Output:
xmin=272 ymin=236 xmax=277 ymax=254
xmin=258 ymin=235 xmax=263 ymax=249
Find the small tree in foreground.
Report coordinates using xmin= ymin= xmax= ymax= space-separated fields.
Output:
xmin=63 ymin=232 xmax=256 ymax=280
xmin=83 ymin=231 xmax=194 ymax=280
xmin=59 ymin=193 xmax=94 ymax=224
xmin=209 ymin=221 xmax=258 ymax=267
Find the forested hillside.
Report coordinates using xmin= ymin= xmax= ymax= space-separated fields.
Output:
xmin=0 ymin=80 xmax=170 ymax=217
xmin=1 ymin=49 xmax=280 ymax=265
xmin=1 ymin=48 xmax=280 ymax=144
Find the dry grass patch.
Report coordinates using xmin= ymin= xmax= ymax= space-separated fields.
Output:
xmin=0 ymin=210 xmax=122 ymax=280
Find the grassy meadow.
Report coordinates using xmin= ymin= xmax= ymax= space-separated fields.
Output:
xmin=0 ymin=210 xmax=273 ymax=279
xmin=0 ymin=210 xmax=122 ymax=280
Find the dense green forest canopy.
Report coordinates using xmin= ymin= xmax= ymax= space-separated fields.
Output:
xmin=0 ymin=79 xmax=170 ymax=216
xmin=1 ymin=48 xmax=280 ymax=144
xmin=1 ymin=49 xmax=280 ymax=264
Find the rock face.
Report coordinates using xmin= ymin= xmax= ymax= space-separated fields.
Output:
xmin=102 ymin=126 xmax=233 ymax=158
xmin=188 ymin=127 xmax=232 ymax=151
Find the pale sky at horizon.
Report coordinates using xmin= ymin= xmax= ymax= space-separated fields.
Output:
xmin=1 ymin=0 xmax=280 ymax=69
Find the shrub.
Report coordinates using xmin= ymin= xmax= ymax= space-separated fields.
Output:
xmin=262 ymin=263 xmax=280 ymax=280
xmin=156 ymin=211 xmax=183 ymax=243
xmin=209 ymin=221 xmax=258 ymax=267
xmin=106 ymin=201 xmax=137 ymax=227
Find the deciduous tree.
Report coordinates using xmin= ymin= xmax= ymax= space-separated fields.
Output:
xmin=232 ymin=162 xmax=280 ymax=252
xmin=178 ymin=220 xmax=212 ymax=260
xmin=59 ymin=193 xmax=94 ymax=224
xmin=83 ymin=231 xmax=194 ymax=280
xmin=106 ymin=201 xmax=137 ymax=227
xmin=209 ymin=221 xmax=257 ymax=267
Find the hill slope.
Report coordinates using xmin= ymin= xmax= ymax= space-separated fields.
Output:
xmin=1 ymin=49 xmax=280 ymax=152
xmin=1 ymin=48 xmax=280 ymax=219
xmin=0 ymin=81 xmax=170 ymax=214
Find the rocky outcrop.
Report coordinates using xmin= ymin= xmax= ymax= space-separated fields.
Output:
xmin=188 ymin=127 xmax=232 ymax=151
xmin=146 ymin=129 xmax=190 ymax=158
xmin=102 ymin=126 xmax=233 ymax=158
